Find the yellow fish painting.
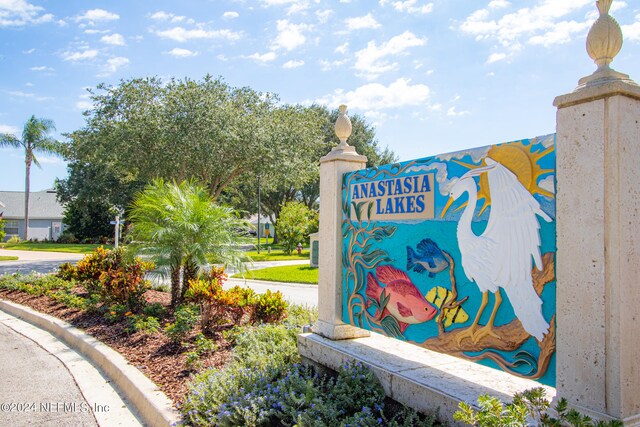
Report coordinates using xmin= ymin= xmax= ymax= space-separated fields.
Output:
xmin=426 ymin=286 xmax=469 ymax=327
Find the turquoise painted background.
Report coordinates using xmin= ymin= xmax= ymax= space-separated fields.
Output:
xmin=341 ymin=134 xmax=556 ymax=386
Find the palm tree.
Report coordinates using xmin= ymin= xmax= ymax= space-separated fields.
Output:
xmin=129 ymin=179 xmax=249 ymax=306
xmin=0 ymin=115 xmax=59 ymax=240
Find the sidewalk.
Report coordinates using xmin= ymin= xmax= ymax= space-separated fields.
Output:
xmin=0 ymin=308 xmax=142 ymax=427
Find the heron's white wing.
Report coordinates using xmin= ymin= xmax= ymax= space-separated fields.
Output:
xmin=483 ymin=160 xmax=549 ymax=287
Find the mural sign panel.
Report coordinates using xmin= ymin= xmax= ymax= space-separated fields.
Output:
xmin=341 ymin=134 xmax=557 ymax=385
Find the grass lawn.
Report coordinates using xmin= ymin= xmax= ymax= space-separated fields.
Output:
xmin=242 ymin=249 xmax=310 ymax=262
xmin=234 ymin=264 xmax=318 ymax=284
xmin=0 ymin=256 xmax=19 ymax=261
xmin=2 ymin=242 xmax=111 ymax=254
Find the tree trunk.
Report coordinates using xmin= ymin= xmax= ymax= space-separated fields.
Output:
xmin=24 ymin=155 xmax=31 ymax=241
xmin=170 ymin=265 xmax=181 ymax=307
xmin=180 ymin=258 xmax=199 ymax=302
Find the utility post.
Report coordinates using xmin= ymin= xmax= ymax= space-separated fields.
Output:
xmin=257 ymin=175 xmax=261 ymax=254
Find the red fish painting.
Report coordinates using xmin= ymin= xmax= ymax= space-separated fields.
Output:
xmin=366 ymin=265 xmax=438 ymax=333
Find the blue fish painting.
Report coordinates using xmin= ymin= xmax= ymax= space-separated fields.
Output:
xmin=406 ymin=238 xmax=449 ymax=278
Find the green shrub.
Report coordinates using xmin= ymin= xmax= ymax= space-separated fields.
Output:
xmin=165 ymin=304 xmax=200 ymax=343
xmin=251 ymin=289 xmax=288 ymax=324
xmin=7 ymin=236 xmax=21 ymax=244
xmin=103 ymin=303 xmax=128 ymax=323
xmin=454 ymin=387 xmax=623 ymax=427
xmin=0 ymin=272 xmax=72 ymax=295
xmin=126 ymin=314 xmax=161 ymax=334
xmin=143 ymin=302 xmax=167 ymax=318
xmin=284 ymin=304 xmax=318 ymax=329
xmin=50 ymin=290 xmax=88 ymax=310
xmin=182 ymin=361 xmax=439 ymax=427
xmin=231 ymin=323 xmax=300 ymax=371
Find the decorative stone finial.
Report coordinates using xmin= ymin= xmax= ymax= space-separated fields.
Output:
xmin=334 ymin=105 xmax=352 ymax=148
xmin=579 ymin=0 xmax=633 ymax=87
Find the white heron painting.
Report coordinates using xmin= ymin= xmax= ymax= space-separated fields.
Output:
xmin=441 ymin=157 xmax=551 ymax=343
xmin=341 ymin=134 xmax=556 ymax=383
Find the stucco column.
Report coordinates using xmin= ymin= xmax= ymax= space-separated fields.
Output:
xmin=313 ymin=106 xmax=370 ymax=340
xmin=554 ymin=2 xmax=640 ymax=423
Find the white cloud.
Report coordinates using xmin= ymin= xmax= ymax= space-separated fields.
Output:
xmin=247 ymin=52 xmax=277 ymax=62
xmin=460 ymin=0 xmax=593 ymax=53
xmin=156 ymin=27 xmax=242 ymax=42
xmin=335 ymin=42 xmax=349 ymax=54
xmin=0 ymin=0 xmax=53 ymax=27
xmin=23 ymin=48 xmax=35 ymax=54
xmin=101 ymin=33 xmax=126 ymax=46
xmin=166 ymin=48 xmax=198 ymax=57
xmin=272 ymin=20 xmax=308 ymax=51
xmin=354 ymin=31 xmax=426 ymax=80
xmin=84 ymin=29 xmax=109 ymax=34
xmin=283 ymin=59 xmax=304 ymax=68
xmin=316 ymin=9 xmax=333 ymax=24
xmin=98 ymin=56 xmax=129 ymax=76
xmin=486 ymin=52 xmax=507 ymax=63
xmin=287 ymin=1 xmax=310 ymax=15
xmin=390 ymin=1 xmax=433 ymax=15
xmin=7 ymin=90 xmax=53 ymax=101
xmin=30 ymin=65 xmax=54 ymax=71
xmin=488 ymin=0 xmax=510 ymax=9
xmin=345 ymin=13 xmax=380 ymax=31
xmin=62 ymin=49 xmax=98 ymax=62
xmin=0 ymin=124 xmax=19 ymax=134
xmin=316 ymin=78 xmax=430 ymax=110
xmin=223 ymin=11 xmax=239 ymax=19
xmin=74 ymin=9 xmax=119 ymax=24
xmin=622 ymin=16 xmax=640 ymax=41
xmin=150 ymin=11 xmax=172 ymax=21
xmin=319 ymin=59 xmax=347 ymax=71
xmin=447 ymin=106 xmax=469 ymax=117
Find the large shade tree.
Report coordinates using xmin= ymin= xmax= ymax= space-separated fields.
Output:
xmin=0 ymin=116 xmax=60 ymax=240
xmin=129 ymin=179 xmax=249 ymax=306
xmin=59 ymin=75 xmax=325 ymax=240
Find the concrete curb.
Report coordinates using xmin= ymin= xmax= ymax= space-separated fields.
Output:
xmin=0 ymin=299 xmax=180 ymax=427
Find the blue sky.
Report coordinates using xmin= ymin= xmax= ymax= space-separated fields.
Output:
xmin=1 ymin=0 xmax=639 ymax=192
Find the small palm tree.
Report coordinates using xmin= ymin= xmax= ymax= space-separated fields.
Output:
xmin=0 ymin=115 xmax=59 ymax=240
xmin=129 ymin=179 xmax=249 ymax=306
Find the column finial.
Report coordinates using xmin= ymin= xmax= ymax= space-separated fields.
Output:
xmin=334 ymin=105 xmax=352 ymax=148
xmin=579 ymin=0 xmax=634 ymax=88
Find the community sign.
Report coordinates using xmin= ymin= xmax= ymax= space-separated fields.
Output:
xmin=341 ymin=134 xmax=557 ymax=385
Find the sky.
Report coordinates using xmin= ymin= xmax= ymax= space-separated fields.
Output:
xmin=0 ymin=0 xmax=639 ymax=192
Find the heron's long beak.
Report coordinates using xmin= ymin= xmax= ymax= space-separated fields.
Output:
xmin=441 ymin=196 xmax=455 ymax=218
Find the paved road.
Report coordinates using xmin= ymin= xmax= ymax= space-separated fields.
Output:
xmin=0 ymin=249 xmax=83 ymax=276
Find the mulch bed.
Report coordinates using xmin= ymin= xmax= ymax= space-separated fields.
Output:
xmin=0 ymin=288 xmax=232 ymax=406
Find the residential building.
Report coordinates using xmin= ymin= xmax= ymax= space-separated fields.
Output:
xmin=0 ymin=190 xmax=65 ymax=241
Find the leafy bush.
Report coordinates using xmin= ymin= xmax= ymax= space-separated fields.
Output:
xmin=185 ymin=270 xmax=259 ymax=331
xmin=7 ymin=236 xmax=21 ymax=244
xmin=275 ymin=201 xmax=318 ymax=255
xmin=143 ymin=302 xmax=167 ymax=318
xmin=285 ymin=304 xmax=318 ymax=328
xmin=0 ymin=272 xmax=72 ymax=295
xmin=454 ymin=387 xmax=623 ymax=427
xmin=126 ymin=315 xmax=161 ymax=334
xmin=56 ymin=262 xmax=78 ymax=281
xmin=251 ymin=289 xmax=288 ymax=324
xmin=57 ymin=231 xmax=79 ymax=244
xmin=231 ymin=323 xmax=301 ymax=371
xmin=75 ymin=247 xmax=153 ymax=311
xmin=0 ymin=218 xmax=5 ymax=242
xmin=182 ymin=361 xmax=438 ymax=427
xmin=165 ymin=304 xmax=200 ymax=343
